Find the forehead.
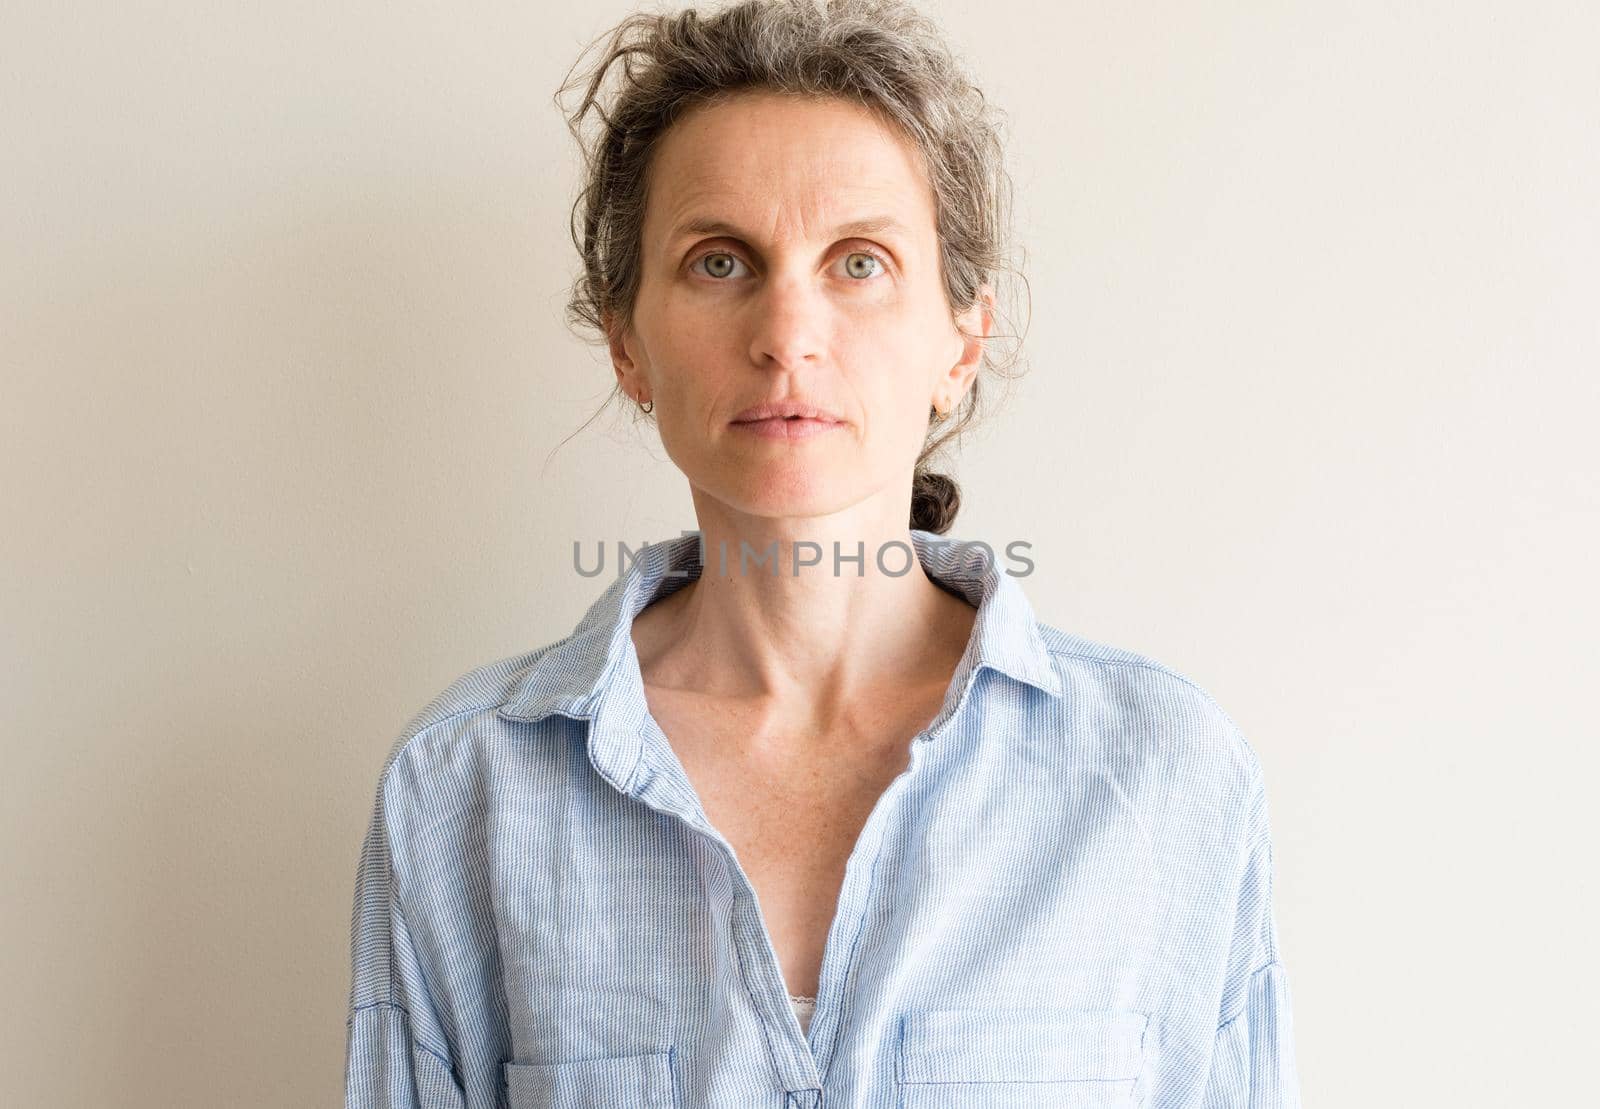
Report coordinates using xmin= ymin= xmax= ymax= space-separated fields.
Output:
xmin=643 ymin=92 xmax=936 ymax=243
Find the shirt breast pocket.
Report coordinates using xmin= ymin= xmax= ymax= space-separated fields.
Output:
xmin=503 ymin=1048 xmax=677 ymax=1109
xmin=895 ymin=1008 xmax=1149 ymax=1108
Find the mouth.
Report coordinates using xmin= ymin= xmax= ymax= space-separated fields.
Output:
xmin=730 ymin=414 xmax=846 ymax=441
xmin=729 ymin=401 xmax=847 ymax=442
xmin=729 ymin=404 xmax=848 ymax=442
xmin=730 ymin=402 xmax=846 ymax=424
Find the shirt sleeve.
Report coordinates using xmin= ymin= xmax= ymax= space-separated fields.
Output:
xmin=345 ymin=771 xmax=466 ymax=1109
xmin=1200 ymin=764 xmax=1302 ymax=1109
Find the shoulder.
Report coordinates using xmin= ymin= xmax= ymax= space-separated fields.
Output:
xmin=369 ymin=639 xmax=568 ymax=806
xmin=1034 ymin=622 xmax=1265 ymax=802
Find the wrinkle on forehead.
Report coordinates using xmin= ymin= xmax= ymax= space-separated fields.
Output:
xmin=642 ymin=93 xmax=936 ymax=259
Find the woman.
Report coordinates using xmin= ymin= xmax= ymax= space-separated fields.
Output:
xmin=345 ymin=1 xmax=1301 ymax=1106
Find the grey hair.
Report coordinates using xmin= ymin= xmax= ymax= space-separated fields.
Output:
xmin=553 ymin=0 xmax=1030 ymax=535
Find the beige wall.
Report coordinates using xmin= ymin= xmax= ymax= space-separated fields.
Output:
xmin=4 ymin=1 xmax=1595 ymax=1104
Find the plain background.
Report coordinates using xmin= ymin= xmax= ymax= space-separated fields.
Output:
xmin=3 ymin=1 xmax=1595 ymax=1104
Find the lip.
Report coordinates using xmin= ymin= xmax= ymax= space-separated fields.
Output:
xmin=729 ymin=401 xmax=847 ymax=442
xmin=731 ymin=415 xmax=846 ymax=441
xmin=730 ymin=401 xmax=846 ymax=424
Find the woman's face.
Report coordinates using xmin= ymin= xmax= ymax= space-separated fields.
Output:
xmin=608 ymin=91 xmax=990 ymax=527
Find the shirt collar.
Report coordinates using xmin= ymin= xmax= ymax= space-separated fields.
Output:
xmin=495 ymin=529 xmax=1063 ymax=792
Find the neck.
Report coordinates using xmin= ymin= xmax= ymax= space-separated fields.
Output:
xmin=630 ymin=505 xmax=975 ymax=734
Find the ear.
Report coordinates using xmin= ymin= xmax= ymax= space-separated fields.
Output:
xmin=604 ymin=309 xmax=646 ymax=404
xmin=938 ymin=282 xmax=994 ymax=410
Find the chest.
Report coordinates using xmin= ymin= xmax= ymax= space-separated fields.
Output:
xmin=643 ymin=694 xmax=934 ymax=997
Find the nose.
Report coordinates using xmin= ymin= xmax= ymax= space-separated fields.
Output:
xmin=746 ymin=272 xmax=825 ymax=370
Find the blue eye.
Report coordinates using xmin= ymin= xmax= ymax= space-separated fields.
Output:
xmin=689 ymin=247 xmax=892 ymax=282
xmin=840 ymin=250 xmax=887 ymax=280
xmin=692 ymin=251 xmax=747 ymax=280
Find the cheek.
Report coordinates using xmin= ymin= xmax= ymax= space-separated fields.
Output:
xmin=632 ymin=303 xmax=709 ymax=387
xmin=854 ymin=372 xmax=932 ymax=459
xmin=633 ymin=272 xmax=703 ymax=344
xmin=659 ymin=285 xmax=734 ymax=351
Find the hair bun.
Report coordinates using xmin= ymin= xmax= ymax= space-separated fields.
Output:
xmin=910 ymin=470 xmax=960 ymax=534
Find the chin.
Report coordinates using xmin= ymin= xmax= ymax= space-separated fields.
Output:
xmin=711 ymin=474 xmax=860 ymax=522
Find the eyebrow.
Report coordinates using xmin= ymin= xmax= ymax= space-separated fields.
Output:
xmin=668 ymin=214 xmax=913 ymax=245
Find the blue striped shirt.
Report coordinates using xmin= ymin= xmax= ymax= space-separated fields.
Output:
xmin=345 ymin=529 xmax=1301 ymax=1108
